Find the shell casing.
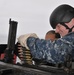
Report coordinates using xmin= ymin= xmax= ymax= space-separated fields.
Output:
xmin=17 ymin=43 xmax=33 ymax=65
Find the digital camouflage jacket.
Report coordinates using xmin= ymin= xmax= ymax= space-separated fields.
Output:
xmin=27 ymin=32 xmax=74 ymax=64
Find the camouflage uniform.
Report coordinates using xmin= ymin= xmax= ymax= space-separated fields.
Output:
xmin=27 ymin=32 xmax=74 ymax=64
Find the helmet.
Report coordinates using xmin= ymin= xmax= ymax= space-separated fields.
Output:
xmin=50 ymin=4 xmax=74 ymax=29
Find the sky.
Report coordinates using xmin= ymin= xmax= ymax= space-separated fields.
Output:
xmin=0 ymin=0 xmax=74 ymax=44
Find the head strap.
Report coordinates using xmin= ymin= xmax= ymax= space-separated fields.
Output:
xmin=60 ymin=23 xmax=74 ymax=32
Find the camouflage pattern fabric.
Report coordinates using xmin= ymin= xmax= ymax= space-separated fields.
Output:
xmin=27 ymin=32 xmax=74 ymax=64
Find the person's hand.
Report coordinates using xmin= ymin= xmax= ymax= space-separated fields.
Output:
xmin=17 ymin=33 xmax=38 ymax=49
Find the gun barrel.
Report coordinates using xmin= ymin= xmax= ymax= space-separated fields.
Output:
xmin=3 ymin=19 xmax=18 ymax=63
xmin=7 ymin=19 xmax=18 ymax=50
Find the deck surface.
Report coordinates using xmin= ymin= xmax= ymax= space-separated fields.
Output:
xmin=0 ymin=61 xmax=74 ymax=75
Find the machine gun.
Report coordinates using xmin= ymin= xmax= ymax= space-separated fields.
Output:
xmin=3 ymin=18 xmax=18 ymax=63
xmin=0 ymin=19 xmax=74 ymax=75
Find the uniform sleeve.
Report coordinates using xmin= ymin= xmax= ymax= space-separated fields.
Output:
xmin=27 ymin=35 xmax=73 ymax=64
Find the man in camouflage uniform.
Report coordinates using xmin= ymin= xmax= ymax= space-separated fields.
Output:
xmin=18 ymin=4 xmax=74 ymax=65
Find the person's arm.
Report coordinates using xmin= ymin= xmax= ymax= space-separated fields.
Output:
xmin=27 ymin=33 xmax=74 ymax=64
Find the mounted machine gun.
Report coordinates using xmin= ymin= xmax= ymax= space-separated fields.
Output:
xmin=0 ymin=19 xmax=74 ymax=75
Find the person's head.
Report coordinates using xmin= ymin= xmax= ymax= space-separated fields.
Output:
xmin=45 ymin=30 xmax=60 ymax=41
xmin=50 ymin=4 xmax=74 ymax=37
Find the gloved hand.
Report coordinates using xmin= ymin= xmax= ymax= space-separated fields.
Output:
xmin=17 ymin=33 xmax=38 ymax=50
